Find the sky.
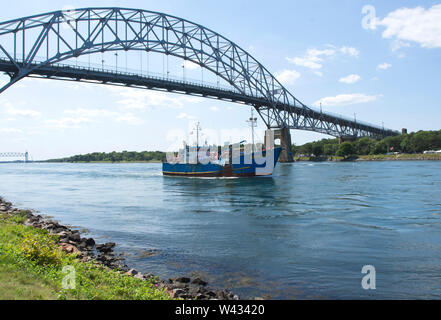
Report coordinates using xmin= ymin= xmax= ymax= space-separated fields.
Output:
xmin=0 ymin=0 xmax=440 ymax=160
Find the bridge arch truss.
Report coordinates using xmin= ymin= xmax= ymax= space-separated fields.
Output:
xmin=0 ymin=7 xmax=398 ymax=139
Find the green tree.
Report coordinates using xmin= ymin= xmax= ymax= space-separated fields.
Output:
xmin=354 ymin=137 xmax=376 ymax=155
xmin=312 ymin=144 xmax=323 ymax=157
xmin=336 ymin=142 xmax=355 ymax=158
xmin=371 ymin=141 xmax=387 ymax=155
xmin=323 ymin=144 xmax=337 ymax=156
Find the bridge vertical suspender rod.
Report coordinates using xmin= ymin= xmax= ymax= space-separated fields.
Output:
xmin=14 ymin=31 xmax=16 ymax=61
xmin=22 ymin=20 xmax=25 ymax=63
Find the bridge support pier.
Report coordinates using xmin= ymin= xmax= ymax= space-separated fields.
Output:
xmin=265 ymin=128 xmax=294 ymax=163
xmin=339 ymin=136 xmax=357 ymax=144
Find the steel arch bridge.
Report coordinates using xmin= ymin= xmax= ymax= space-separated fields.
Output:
xmin=0 ymin=7 xmax=399 ymax=140
xmin=0 ymin=152 xmax=29 ymax=162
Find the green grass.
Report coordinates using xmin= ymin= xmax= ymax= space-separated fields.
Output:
xmin=0 ymin=213 xmax=172 ymax=300
xmin=294 ymin=156 xmax=344 ymax=162
xmin=0 ymin=255 xmax=60 ymax=300
xmin=294 ymin=153 xmax=441 ymax=162
xmin=356 ymin=153 xmax=441 ymax=161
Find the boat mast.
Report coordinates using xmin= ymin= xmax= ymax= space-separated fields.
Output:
xmin=194 ymin=122 xmax=201 ymax=163
xmin=247 ymin=108 xmax=258 ymax=153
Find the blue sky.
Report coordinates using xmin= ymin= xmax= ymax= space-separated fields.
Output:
xmin=0 ymin=0 xmax=440 ymax=160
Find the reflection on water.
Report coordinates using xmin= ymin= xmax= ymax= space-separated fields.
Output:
xmin=1 ymin=161 xmax=441 ymax=299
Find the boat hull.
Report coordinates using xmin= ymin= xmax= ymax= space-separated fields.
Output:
xmin=162 ymin=148 xmax=282 ymax=177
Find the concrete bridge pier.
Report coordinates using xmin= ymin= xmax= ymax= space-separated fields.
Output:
xmin=339 ymin=135 xmax=358 ymax=144
xmin=265 ymin=128 xmax=294 ymax=163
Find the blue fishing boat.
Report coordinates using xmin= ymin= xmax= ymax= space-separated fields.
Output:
xmin=162 ymin=111 xmax=282 ymax=177
xmin=162 ymin=147 xmax=282 ymax=177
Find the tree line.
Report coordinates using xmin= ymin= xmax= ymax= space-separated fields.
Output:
xmin=46 ymin=130 xmax=441 ymax=162
xmin=293 ymin=130 xmax=441 ymax=158
xmin=47 ymin=151 xmax=166 ymax=163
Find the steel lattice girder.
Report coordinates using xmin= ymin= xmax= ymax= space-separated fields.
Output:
xmin=0 ymin=152 xmax=27 ymax=157
xmin=0 ymin=7 xmax=399 ymax=139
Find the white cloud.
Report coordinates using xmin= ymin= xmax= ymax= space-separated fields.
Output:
xmin=64 ymin=108 xmax=142 ymax=125
xmin=391 ymin=40 xmax=411 ymax=51
xmin=286 ymin=46 xmax=359 ymax=72
xmin=65 ymin=108 xmax=118 ymax=118
xmin=374 ymin=4 xmax=441 ymax=49
xmin=45 ymin=117 xmax=91 ymax=129
xmin=9 ymin=108 xmax=41 ymax=118
xmin=377 ymin=62 xmax=392 ymax=70
xmin=286 ymin=57 xmax=321 ymax=69
xmin=307 ymin=48 xmax=336 ymax=57
xmin=276 ymin=69 xmax=301 ymax=85
xmin=286 ymin=49 xmax=332 ymax=70
xmin=1 ymin=100 xmax=41 ymax=118
xmin=0 ymin=128 xmax=23 ymax=134
xmin=314 ymin=93 xmax=381 ymax=107
xmin=115 ymin=113 xmax=142 ymax=125
xmin=108 ymin=87 xmax=201 ymax=110
xmin=314 ymin=71 xmax=323 ymax=77
xmin=176 ymin=112 xmax=196 ymax=120
xmin=339 ymin=74 xmax=361 ymax=84
xmin=340 ymin=46 xmax=360 ymax=57
xmin=165 ymin=128 xmax=187 ymax=152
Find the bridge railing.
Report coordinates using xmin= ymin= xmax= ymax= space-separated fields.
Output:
xmin=0 ymin=51 xmax=242 ymax=95
xmin=306 ymin=107 xmax=390 ymax=132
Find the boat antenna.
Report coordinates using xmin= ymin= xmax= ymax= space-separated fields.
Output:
xmin=194 ymin=122 xmax=201 ymax=163
xmin=247 ymin=108 xmax=258 ymax=153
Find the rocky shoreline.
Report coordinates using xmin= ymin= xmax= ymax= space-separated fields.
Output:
xmin=0 ymin=197 xmax=240 ymax=301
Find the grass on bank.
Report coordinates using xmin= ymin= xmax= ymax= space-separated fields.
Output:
xmin=294 ymin=153 xmax=441 ymax=162
xmin=356 ymin=153 xmax=441 ymax=161
xmin=0 ymin=212 xmax=171 ymax=300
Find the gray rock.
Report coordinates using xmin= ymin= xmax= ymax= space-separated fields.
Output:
xmin=206 ymin=291 xmax=217 ymax=297
xmin=69 ymin=232 xmax=81 ymax=242
xmin=195 ymin=293 xmax=209 ymax=300
xmin=96 ymin=242 xmax=115 ymax=253
xmin=77 ymin=241 xmax=87 ymax=250
xmin=171 ymin=288 xmax=185 ymax=299
xmin=170 ymin=276 xmax=191 ymax=284
xmin=57 ymin=231 xmax=70 ymax=237
xmin=191 ymin=278 xmax=208 ymax=286
xmin=171 ymin=282 xmax=188 ymax=289
xmin=85 ymin=238 xmax=95 ymax=247
xmin=125 ymin=269 xmax=139 ymax=276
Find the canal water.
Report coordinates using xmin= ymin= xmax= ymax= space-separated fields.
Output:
xmin=1 ymin=161 xmax=441 ymax=299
